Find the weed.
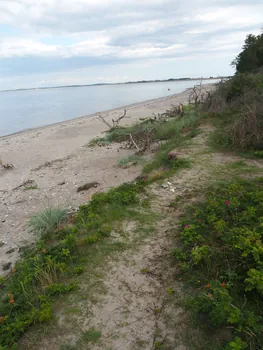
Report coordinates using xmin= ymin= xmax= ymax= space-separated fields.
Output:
xmin=118 ymin=154 xmax=143 ymax=168
xmin=60 ymin=345 xmax=77 ymax=350
xmin=254 ymin=150 xmax=263 ymax=158
xmin=136 ymin=339 xmax=150 ymax=347
xmin=24 ymin=185 xmax=38 ymax=190
xmin=80 ymin=329 xmax=101 ymax=343
xmin=143 ymin=156 xmax=191 ymax=176
xmin=88 ymin=137 xmax=111 ymax=147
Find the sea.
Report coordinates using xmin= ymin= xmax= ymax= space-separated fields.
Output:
xmin=0 ymin=80 xmax=216 ymax=136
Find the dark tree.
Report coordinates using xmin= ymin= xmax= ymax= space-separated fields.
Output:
xmin=232 ymin=31 xmax=263 ymax=73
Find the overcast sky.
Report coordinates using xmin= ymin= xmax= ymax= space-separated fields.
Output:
xmin=0 ymin=0 xmax=262 ymax=89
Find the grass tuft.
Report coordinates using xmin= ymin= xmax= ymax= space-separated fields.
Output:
xmin=28 ymin=207 xmax=67 ymax=238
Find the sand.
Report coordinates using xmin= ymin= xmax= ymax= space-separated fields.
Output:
xmin=0 ymin=84 xmax=215 ymax=274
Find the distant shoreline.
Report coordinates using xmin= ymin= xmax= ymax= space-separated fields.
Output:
xmin=0 ymin=76 xmax=227 ymax=93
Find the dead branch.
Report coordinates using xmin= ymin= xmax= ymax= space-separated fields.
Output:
xmin=125 ymin=128 xmax=156 ymax=154
xmin=98 ymin=115 xmax=112 ymax=129
xmin=13 ymin=179 xmax=36 ymax=191
xmin=112 ymin=109 xmax=130 ymax=127
xmin=98 ymin=109 xmax=130 ymax=130
xmin=188 ymin=80 xmax=204 ymax=105
xmin=128 ymin=133 xmax=140 ymax=152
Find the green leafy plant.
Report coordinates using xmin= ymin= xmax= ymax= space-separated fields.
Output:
xmin=173 ymin=179 xmax=263 ymax=349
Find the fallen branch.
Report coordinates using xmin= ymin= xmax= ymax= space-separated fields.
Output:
xmin=126 ymin=128 xmax=156 ymax=155
xmin=128 ymin=133 xmax=140 ymax=152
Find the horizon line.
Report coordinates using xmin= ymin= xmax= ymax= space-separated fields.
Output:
xmin=0 ymin=76 xmax=229 ymax=93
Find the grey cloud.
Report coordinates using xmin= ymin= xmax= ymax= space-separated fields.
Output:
xmin=0 ymin=0 xmax=262 ymax=89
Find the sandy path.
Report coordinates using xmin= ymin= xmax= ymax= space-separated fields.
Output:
xmin=0 ymin=84 xmax=215 ymax=275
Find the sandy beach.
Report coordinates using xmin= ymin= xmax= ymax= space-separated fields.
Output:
xmin=0 ymin=84 xmax=215 ymax=274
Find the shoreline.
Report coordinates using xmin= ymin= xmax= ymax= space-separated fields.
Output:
xmin=0 ymin=92 xmax=183 ymax=139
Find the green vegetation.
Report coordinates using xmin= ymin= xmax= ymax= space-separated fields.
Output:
xmin=59 ymin=329 xmax=101 ymax=350
xmin=90 ymin=106 xmax=198 ymax=147
xmin=173 ymin=179 xmax=263 ymax=349
xmin=80 ymin=328 xmax=102 ymax=343
xmin=28 ymin=207 xmax=67 ymax=238
xmin=205 ymin=31 xmax=263 ymax=154
xmin=206 ymin=72 xmax=263 ymax=152
xmin=168 ymin=30 xmax=263 ymax=350
xmin=118 ymin=154 xmax=143 ymax=168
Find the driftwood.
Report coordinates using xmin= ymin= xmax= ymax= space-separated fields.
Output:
xmin=77 ymin=181 xmax=99 ymax=193
xmin=98 ymin=109 xmax=130 ymax=130
xmin=0 ymin=157 xmax=13 ymax=170
xmin=126 ymin=128 xmax=156 ymax=155
xmin=13 ymin=179 xmax=36 ymax=191
xmin=97 ymin=104 xmax=184 ymax=155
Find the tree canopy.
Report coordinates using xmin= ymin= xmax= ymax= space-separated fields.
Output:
xmin=232 ymin=32 xmax=263 ymax=73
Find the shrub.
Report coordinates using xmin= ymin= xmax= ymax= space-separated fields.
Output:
xmin=173 ymin=179 xmax=263 ymax=349
xmin=206 ymin=72 xmax=263 ymax=151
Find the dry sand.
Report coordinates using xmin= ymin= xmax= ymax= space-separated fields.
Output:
xmin=0 ymin=84 xmax=215 ymax=275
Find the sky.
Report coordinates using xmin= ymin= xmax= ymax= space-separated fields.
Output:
xmin=0 ymin=0 xmax=262 ymax=90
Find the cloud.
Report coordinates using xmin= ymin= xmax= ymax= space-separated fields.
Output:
xmin=0 ymin=0 xmax=262 ymax=89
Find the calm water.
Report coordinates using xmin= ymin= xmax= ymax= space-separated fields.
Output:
xmin=0 ymin=80 xmax=215 ymax=136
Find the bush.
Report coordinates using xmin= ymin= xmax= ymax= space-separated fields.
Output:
xmin=173 ymin=179 xmax=263 ymax=349
xmin=205 ymin=73 xmax=263 ymax=111
xmin=205 ymin=72 xmax=263 ymax=151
